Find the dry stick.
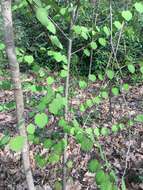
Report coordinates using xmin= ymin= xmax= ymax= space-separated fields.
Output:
xmin=1 ymin=1 xmax=35 ymax=190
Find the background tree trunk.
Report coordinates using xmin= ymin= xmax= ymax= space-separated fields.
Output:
xmin=1 ymin=1 xmax=35 ymax=190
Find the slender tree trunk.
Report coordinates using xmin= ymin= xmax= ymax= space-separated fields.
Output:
xmin=63 ymin=38 xmax=72 ymax=190
xmin=1 ymin=1 xmax=35 ymax=190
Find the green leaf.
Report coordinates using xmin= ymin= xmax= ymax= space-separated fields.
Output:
xmin=24 ymin=55 xmax=34 ymax=64
xmin=106 ymin=70 xmax=114 ymax=80
xmin=36 ymin=8 xmax=49 ymax=27
xmin=92 ymin=96 xmax=101 ymax=104
xmin=86 ymin=99 xmax=93 ymax=107
xmin=84 ymin=49 xmax=90 ymax=56
xmin=122 ymin=83 xmax=129 ymax=91
xmin=54 ymin=181 xmax=62 ymax=190
xmin=0 ymin=105 xmax=4 ymax=112
xmin=103 ymin=26 xmax=110 ymax=36
xmin=53 ymin=141 xmax=64 ymax=154
xmin=60 ymin=70 xmax=68 ymax=78
xmin=80 ymin=137 xmax=93 ymax=152
xmin=134 ymin=2 xmax=143 ymax=13
xmin=73 ymin=25 xmax=81 ymax=34
xmin=0 ymin=135 xmax=10 ymax=147
xmin=98 ymin=38 xmax=106 ymax=46
xmin=135 ymin=114 xmax=143 ymax=122
xmin=94 ymin=128 xmax=100 ymax=137
xmin=60 ymin=7 xmax=67 ymax=15
xmin=79 ymin=80 xmax=87 ymax=89
xmin=47 ymin=20 xmax=56 ymax=34
xmin=48 ymin=153 xmax=60 ymax=164
xmin=34 ymin=113 xmax=48 ymax=128
xmin=9 ymin=136 xmax=25 ymax=152
xmin=27 ymin=124 xmax=36 ymax=134
xmin=49 ymin=94 xmax=65 ymax=115
xmin=36 ymin=8 xmax=56 ymax=34
xmin=98 ymin=73 xmax=104 ymax=81
xmin=101 ymin=91 xmax=108 ymax=99
xmin=119 ymin=123 xmax=125 ymax=130
xmin=43 ymin=139 xmax=53 ymax=149
xmin=121 ymin=177 xmax=126 ymax=190
xmin=50 ymin=35 xmax=63 ymax=49
xmin=90 ymin=41 xmax=97 ymax=50
xmin=111 ymin=124 xmax=119 ymax=133
xmin=0 ymin=43 xmax=5 ymax=50
xmin=101 ymin=128 xmax=109 ymax=136
xmin=47 ymin=76 xmax=54 ymax=85
xmin=81 ymin=31 xmax=88 ymax=40
xmin=127 ymin=64 xmax=135 ymax=73
xmin=80 ymin=104 xmax=86 ymax=112
xmin=88 ymin=74 xmax=96 ymax=82
xmin=88 ymin=159 xmax=101 ymax=173
xmin=114 ymin=21 xmax=122 ymax=30
xmin=140 ymin=66 xmax=143 ymax=74
xmin=121 ymin=10 xmax=132 ymax=21
xmin=35 ymin=155 xmax=47 ymax=168
xmin=96 ymin=170 xmax=106 ymax=185
xmin=112 ymin=87 xmax=119 ymax=96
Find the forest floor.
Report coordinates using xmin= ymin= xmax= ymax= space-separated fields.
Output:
xmin=0 ymin=74 xmax=143 ymax=190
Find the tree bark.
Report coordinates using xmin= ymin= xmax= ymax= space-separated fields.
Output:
xmin=1 ymin=1 xmax=35 ymax=190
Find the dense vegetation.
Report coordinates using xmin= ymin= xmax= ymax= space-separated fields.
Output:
xmin=0 ymin=0 xmax=143 ymax=190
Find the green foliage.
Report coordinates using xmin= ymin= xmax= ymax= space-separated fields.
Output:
xmin=135 ymin=114 xmax=143 ymax=122
xmin=98 ymin=38 xmax=107 ymax=47
xmin=48 ymin=153 xmax=60 ymax=164
xmin=36 ymin=7 xmax=56 ymax=34
xmin=101 ymin=127 xmax=110 ymax=136
xmin=34 ymin=113 xmax=49 ymax=128
xmin=43 ymin=139 xmax=53 ymax=149
xmin=24 ymin=55 xmax=34 ymax=65
xmin=54 ymin=181 xmax=62 ymax=190
xmin=127 ymin=64 xmax=135 ymax=74
xmin=9 ymin=136 xmax=25 ymax=152
xmin=88 ymin=159 xmax=101 ymax=173
xmin=112 ymin=87 xmax=119 ymax=96
xmin=122 ymin=83 xmax=129 ymax=91
xmin=47 ymin=76 xmax=54 ymax=85
xmin=80 ymin=136 xmax=93 ymax=152
xmin=50 ymin=35 xmax=63 ymax=49
xmin=2 ymin=1 xmax=143 ymax=189
xmin=134 ymin=2 xmax=143 ymax=13
xmin=27 ymin=124 xmax=36 ymax=134
xmin=121 ymin=10 xmax=132 ymax=21
xmin=90 ymin=41 xmax=97 ymax=50
xmin=101 ymin=91 xmax=108 ymax=99
xmin=49 ymin=94 xmax=66 ymax=115
xmin=0 ymin=43 xmax=5 ymax=50
xmin=35 ymin=154 xmax=47 ymax=168
xmin=114 ymin=21 xmax=122 ymax=30
xmin=111 ymin=124 xmax=119 ymax=133
xmin=0 ymin=135 xmax=10 ymax=148
xmin=88 ymin=74 xmax=96 ymax=82
xmin=103 ymin=26 xmax=110 ymax=36
xmin=106 ymin=70 xmax=114 ymax=80
xmin=79 ymin=80 xmax=87 ymax=89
